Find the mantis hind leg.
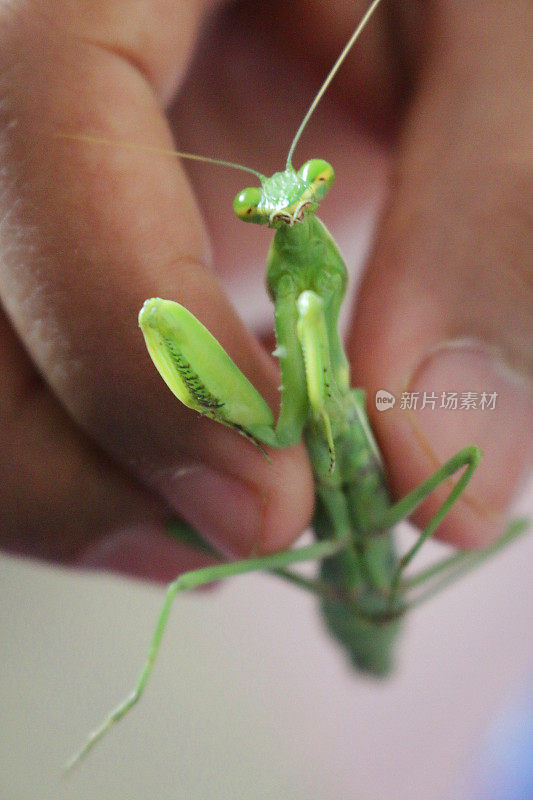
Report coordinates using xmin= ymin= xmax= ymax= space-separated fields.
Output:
xmin=64 ymin=537 xmax=347 ymax=771
xmin=401 ymin=517 xmax=529 ymax=605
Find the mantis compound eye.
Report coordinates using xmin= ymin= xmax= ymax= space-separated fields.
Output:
xmin=298 ymin=159 xmax=335 ymax=201
xmin=233 ymin=186 xmax=266 ymax=223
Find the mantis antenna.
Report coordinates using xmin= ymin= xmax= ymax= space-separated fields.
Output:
xmin=59 ymin=0 xmax=385 ymax=178
xmin=55 ymin=132 xmax=266 ymax=182
xmin=286 ymin=0 xmax=386 ymax=169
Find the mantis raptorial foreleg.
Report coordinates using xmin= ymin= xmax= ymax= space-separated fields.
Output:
xmin=296 ymin=290 xmax=340 ymax=473
xmin=141 ymin=286 xmax=352 ymax=478
xmin=139 ymin=296 xmax=310 ymax=450
xmin=64 ymin=538 xmax=348 ymax=771
xmin=139 ymin=298 xmax=277 ymax=446
xmin=139 ymin=285 xmax=348 ymax=459
xmin=271 ymin=275 xmax=310 ymax=445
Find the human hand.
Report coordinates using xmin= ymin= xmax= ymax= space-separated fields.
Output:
xmin=0 ymin=1 xmax=530 ymax=582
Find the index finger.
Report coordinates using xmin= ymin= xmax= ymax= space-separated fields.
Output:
xmin=0 ymin=0 xmax=314 ymax=556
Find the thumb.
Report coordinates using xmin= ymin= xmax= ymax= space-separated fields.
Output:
xmin=349 ymin=2 xmax=533 ymax=548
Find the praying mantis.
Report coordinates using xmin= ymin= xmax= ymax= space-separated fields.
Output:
xmin=65 ymin=0 xmax=528 ymax=770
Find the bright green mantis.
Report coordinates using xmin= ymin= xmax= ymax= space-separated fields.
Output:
xmin=65 ymin=0 xmax=528 ymax=770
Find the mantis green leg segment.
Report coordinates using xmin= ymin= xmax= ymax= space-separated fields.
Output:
xmin=372 ymin=446 xmax=481 ymax=598
xmin=64 ymin=537 xmax=348 ymax=771
xmin=296 ymin=289 xmax=341 ymax=473
xmin=270 ymin=275 xmax=311 ymax=446
xmin=139 ymin=295 xmax=310 ymax=450
xmin=402 ymin=517 xmax=529 ymax=606
xmin=315 ymin=270 xmax=350 ymax=395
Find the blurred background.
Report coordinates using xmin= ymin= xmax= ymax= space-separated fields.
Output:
xmin=1 ymin=486 xmax=532 ymax=799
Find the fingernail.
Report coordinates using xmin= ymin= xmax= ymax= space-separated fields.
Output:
xmin=161 ymin=466 xmax=263 ymax=557
xmin=406 ymin=340 xmax=533 ymax=516
xmin=75 ymin=524 xmax=209 ymax=584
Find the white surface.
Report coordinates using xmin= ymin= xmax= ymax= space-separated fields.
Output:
xmin=1 ymin=489 xmax=532 ymax=800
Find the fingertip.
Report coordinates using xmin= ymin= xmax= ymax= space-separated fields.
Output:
xmin=151 ymin=428 xmax=314 ymax=560
xmin=347 ymin=139 xmax=533 ymax=550
xmin=256 ymin=442 xmax=315 ymax=555
xmin=350 ymin=286 xmax=533 ymax=549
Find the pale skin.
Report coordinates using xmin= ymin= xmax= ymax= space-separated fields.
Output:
xmin=0 ymin=3 xmax=531 ymax=581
